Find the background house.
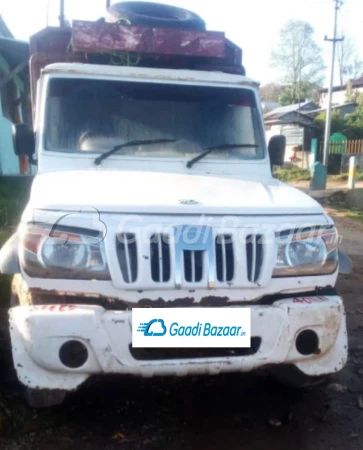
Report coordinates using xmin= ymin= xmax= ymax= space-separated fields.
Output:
xmin=319 ymin=76 xmax=363 ymax=108
xmin=0 ymin=16 xmax=30 ymax=175
xmin=306 ymin=102 xmax=358 ymax=120
xmin=264 ymin=101 xmax=318 ymax=166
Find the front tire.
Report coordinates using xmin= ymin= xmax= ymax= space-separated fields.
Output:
xmin=24 ymin=388 xmax=67 ymax=408
xmin=270 ymin=365 xmax=328 ymax=388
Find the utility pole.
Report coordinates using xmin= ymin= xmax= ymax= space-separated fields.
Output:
xmin=59 ymin=0 xmax=65 ymax=27
xmin=323 ymin=0 xmax=344 ymax=168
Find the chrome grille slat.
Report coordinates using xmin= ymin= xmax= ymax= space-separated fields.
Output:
xmin=158 ymin=236 xmax=163 ymax=282
xmin=124 ymin=235 xmax=132 ymax=283
xmin=246 ymin=234 xmax=263 ymax=283
xmin=251 ymin=235 xmax=257 ymax=283
xmin=221 ymin=235 xmax=227 ymax=281
xmin=150 ymin=234 xmax=171 ymax=283
xmin=116 ymin=233 xmax=138 ymax=284
xmin=191 ymin=250 xmax=195 ymax=283
xmin=215 ymin=234 xmax=234 ymax=283
xmin=183 ymin=250 xmax=203 ymax=283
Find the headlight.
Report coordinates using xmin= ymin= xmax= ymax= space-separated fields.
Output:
xmin=273 ymin=227 xmax=339 ymax=277
xmin=20 ymin=225 xmax=111 ymax=280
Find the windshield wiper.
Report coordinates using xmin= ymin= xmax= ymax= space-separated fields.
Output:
xmin=186 ymin=143 xmax=259 ymax=168
xmin=94 ymin=139 xmax=178 ymax=166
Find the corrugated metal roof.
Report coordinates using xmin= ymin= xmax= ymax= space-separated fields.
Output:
xmin=264 ymin=110 xmax=315 ymax=126
xmin=264 ymin=101 xmax=317 ymax=119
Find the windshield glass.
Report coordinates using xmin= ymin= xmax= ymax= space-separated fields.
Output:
xmin=45 ymin=78 xmax=264 ymax=161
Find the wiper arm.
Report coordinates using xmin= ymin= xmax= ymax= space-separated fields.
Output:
xmin=94 ymin=139 xmax=178 ymax=166
xmin=186 ymin=143 xmax=259 ymax=168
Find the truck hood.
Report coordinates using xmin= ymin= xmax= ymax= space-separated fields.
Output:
xmin=28 ymin=170 xmax=323 ymax=216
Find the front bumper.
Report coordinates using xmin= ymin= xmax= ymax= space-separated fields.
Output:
xmin=9 ymin=295 xmax=347 ymax=391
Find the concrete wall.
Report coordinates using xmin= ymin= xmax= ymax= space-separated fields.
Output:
xmin=320 ymin=86 xmax=363 ymax=109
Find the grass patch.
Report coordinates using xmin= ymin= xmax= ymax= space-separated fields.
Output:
xmin=274 ymin=166 xmax=311 ymax=182
xmin=330 ymin=206 xmax=363 ymax=223
xmin=345 ymin=210 xmax=363 ymax=222
xmin=0 ymin=177 xmax=32 ymax=308
xmin=328 ymin=173 xmax=363 ymax=183
xmin=0 ymin=177 xmax=32 ymax=231
xmin=328 ymin=174 xmax=348 ymax=182
xmin=275 ymin=168 xmax=363 ymax=184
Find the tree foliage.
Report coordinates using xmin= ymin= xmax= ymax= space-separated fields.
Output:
xmin=271 ymin=20 xmax=324 ymax=104
xmin=313 ymin=110 xmax=345 ymax=137
xmin=313 ymin=94 xmax=363 ymax=140
xmin=344 ymin=94 xmax=363 ymax=139
xmin=337 ymin=35 xmax=363 ymax=85
xmin=260 ymin=83 xmax=287 ymax=102
xmin=278 ymin=81 xmax=320 ymax=106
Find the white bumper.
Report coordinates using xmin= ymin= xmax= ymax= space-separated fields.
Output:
xmin=9 ymin=296 xmax=347 ymax=391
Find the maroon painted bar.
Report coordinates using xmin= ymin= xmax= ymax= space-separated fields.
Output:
xmin=72 ymin=20 xmax=226 ymax=58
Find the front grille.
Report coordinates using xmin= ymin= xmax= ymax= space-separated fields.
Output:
xmin=116 ymin=233 xmax=138 ymax=283
xmin=150 ymin=234 xmax=171 ymax=282
xmin=215 ymin=234 xmax=234 ymax=282
xmin=246 ymin=234 xmax=264 ymax=283
xmin=183 ymin=250 xmax=203 ymax=282
xmin=115 ymin=228 xmax=266 ymax=288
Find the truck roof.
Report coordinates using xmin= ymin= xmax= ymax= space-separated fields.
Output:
xmin=42 ymin=63 xmax=258 ymax=88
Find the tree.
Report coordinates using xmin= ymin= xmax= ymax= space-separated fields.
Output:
xmin=313 ymin=94 xmax=363 ymax=140
xmin=344 ymin=94 xmax=363 ymax=139
xmin=260 ymin=83 xmax=287 ymax=103
xmin=313 ymin=110 xmax=345 ymax=138
xmin=337 ymin=35 xmax=363 ymax=85
xmin=278 ymin=81 xmax=321 ymax=106
xmin=271 ymin=20 xmax=324 ymax=104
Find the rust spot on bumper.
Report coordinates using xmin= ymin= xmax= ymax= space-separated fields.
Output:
xmin=200 ymin=296 xmax=229 ymax=307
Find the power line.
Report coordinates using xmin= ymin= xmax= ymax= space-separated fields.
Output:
xmin=323 ymin=0 xmax=344 ymax=170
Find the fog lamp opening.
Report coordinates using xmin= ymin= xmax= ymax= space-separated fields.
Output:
xmin=59 ymin=340 xmax=88 ymax=368
xmin=296 ymin=330 xmax=320 ymax=356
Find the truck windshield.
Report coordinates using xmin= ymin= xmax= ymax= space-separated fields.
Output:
xmin=44 ymin=78 xmax=264 ymax=161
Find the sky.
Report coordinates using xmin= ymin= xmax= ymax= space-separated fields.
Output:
xmin=1 ymin=0 xmax=363 ymax=86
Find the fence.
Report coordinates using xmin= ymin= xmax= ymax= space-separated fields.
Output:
xmin=324 ymin=139 xmax=363 ymax=155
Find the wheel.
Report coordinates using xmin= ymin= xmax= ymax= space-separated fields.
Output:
xmin=106 ymin=2 xmax=206 ymax=30
xmin=11 ymin=275 xmax=67 ymax=408
xmin=270 ymin=365 xmax=328 ymax=388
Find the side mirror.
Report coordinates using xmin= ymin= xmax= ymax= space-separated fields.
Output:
xmin=268 ymin=135 xmax=286 ymax=167
xmin=12 ymin=123 xmax=36 ymax=164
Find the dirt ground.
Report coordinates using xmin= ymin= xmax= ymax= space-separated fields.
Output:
xmin=0 ymin=209 xmax=362 ymax=450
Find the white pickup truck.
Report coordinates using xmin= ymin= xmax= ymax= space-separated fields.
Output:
xmin=0 ymin=6 xmax=349 ymax=407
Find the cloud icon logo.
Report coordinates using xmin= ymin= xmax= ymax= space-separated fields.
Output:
xmin=137 ymin=319 xmax=167 ymax=337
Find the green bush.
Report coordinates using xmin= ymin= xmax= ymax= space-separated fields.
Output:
xmin=274 ymin=166 xmax=311 ymax=182
xmin=0 ymin=177 xmax=32 ymax=245
xmin=0 ymin=177 xmax=32 ymax=307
